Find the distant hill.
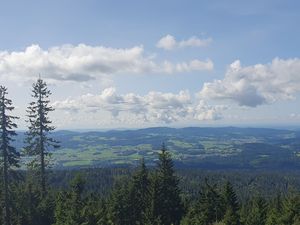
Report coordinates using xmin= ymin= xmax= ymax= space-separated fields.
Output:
xmin=15 ymin=127 xmax=300 ymax=169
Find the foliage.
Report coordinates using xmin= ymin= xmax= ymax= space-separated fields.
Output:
xmin=0 ymin=86 xmax=19 ymax=225
xmin=149 ymin=144 xmax=184 ymax=225
xmin=24 ymin=78 xmax=59 ymax=194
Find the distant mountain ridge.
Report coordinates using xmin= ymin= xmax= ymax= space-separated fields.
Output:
xmin=15 ymin=127 xmax=300 ymax=169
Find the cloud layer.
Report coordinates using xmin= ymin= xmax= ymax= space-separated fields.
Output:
xmin=199 ymin=58 xmax=300 ymax=107
xmin=0 ymin=44 xmax=213 ymax=83
xmin=156 ymin=35 xmax=212 ymax=50
xmin=53 ymin=87 xmax=225 ymax=124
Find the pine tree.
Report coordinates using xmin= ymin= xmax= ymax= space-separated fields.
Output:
xmin=222 ymin=182 xmax=240 ymax=225
xmin=149 ymin=172 xmax=162 ymax=225
xmin=109 ymin=181 xmax=132 ymax=225
xmin=0 ymin=86 xmax=19 ymax=225
xmin=53 ymin=191 xmax=68 ymax=225
xmin=12 ymin=178 xmax=38 ymax=225
xmin=279 ymin=194 xmax=300 ymax=225
xmin=76 ymin=194 xmax=110 ymax=225
xmin=245 ymin=196 xmax=267 ymax=225
xmin=185 ymin=179 xmax=223 ymax=225
xmin=129 ymin=158 xmax=151 ymax=224
xmin=95 ymin=198 xmax=110 ymax=225
xmin=150 ymin=144 xmax=183 ymax=225
xmin=53 ymin=175 xmax=86 ymax=225
xmin=223 ymin=207 xmax=239 ymax=225
xmin=13 ymin=173 xmax=56 ymax=225
xmin=266 ymin=193 xmax=282 ymax=225
xmin=24 ymin=78 xmax=59 ymax=195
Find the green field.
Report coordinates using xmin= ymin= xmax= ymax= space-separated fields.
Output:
xmin=14 ymin=127 xmax=300 ymax=169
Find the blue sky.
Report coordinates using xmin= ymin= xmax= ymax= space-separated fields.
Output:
xmin=0 ymin=0 xmax=300 ymax=129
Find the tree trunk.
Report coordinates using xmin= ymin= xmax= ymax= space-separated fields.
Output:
xmin=3 ymin=148 xmax=11 ymax=225
xmin=40 ymin=135 xmax=46 ymax=195
xmin=39 ymin=89 xmax=46 ymax=195
xmin=1 ymin=96 xmax=10 ymax=225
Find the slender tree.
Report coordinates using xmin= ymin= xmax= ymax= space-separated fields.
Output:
xmin=53 ymin=175 xmax=86 ymax=225
xmin=266 ymin=193 xmax=282 ymax=225
xmin=0 ymin=86 xmax=19 ymax=225
xmin=245 ymin=196 xmax=268 ymax=225
xmin=150 ymin=144 xmax=183 ymax=225
xmin=182 ymin=179 xmax=223 ymax=225
xmin=222 ymin=181 xmax=240 ymax=225
xmin=109 ymin=179 xmax=132 ymax=225
xmin=279 ymin=194 xmax=300 ymax=225
xmin=25 ymin=78 xmax=59 ymax=195
xmin=129 ymin=158 xmax=151 ymax=224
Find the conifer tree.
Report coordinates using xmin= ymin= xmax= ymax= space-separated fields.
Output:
xmin=279 ymin=194 xmax=300 ymax=225
xmin=183 ymin=179 xmax=223 ymax=225
xmin=150 ymin=144 xmax=183 ymax=225
xmin=129 ymin=158 xmax=150 ymax=224
xmin=266 ymin=193 xmax=282 ymax=225
xmin=149 ymin=172 xmax=162 ymax=225
xmin=25 ymin=78 xmax=59 ymax=195
xmin=0 ymin=86 xmax=19 ymax=225
xmin=245 ymin=196 xmax=267 ymax=225
xmin=222 ymin=182 xmax=240 ymax=225
xmin=13 ymin=179 xmax=40 ymax=225
xmin=95 ymin=198 xmax=110 ymax=225
xmin=53 ymin=175 xmax=86 ymax=225
xmin=109 ymin=181 xmax=132 ymax=225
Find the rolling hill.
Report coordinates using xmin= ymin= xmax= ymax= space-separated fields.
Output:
xmin=15 ymin=127 xmax=300 ymax=169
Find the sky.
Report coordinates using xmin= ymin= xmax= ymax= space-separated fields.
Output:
xmin=0 ymin=0 xmax=300 ymax=129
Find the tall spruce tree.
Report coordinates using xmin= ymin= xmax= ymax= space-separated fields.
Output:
xmin=109 ymin=181 xmax=132 ymax=225
xmin=245 ymin=196 xmax=267 ymax=225
xmin=53 ymin=175 xmax=86 ymax=225
xmin=279 ymin=194 xmax=300 ymax=225
xmin=222 ymin=181 xmax=240 ymax=225
xmin=0 ymin=86 xmax=19 ymax=225
xmin=129 ymin=158 xmax=151 ymax=224
xmin=266 ymin=193 xmax=282 ymax=225
xmin=25 ymin=78 xmax=59 ymax=195
xmin=182 ymin=179 xmax=223 ymax=225
xmin=150 ymin=144 xmax=183 ymax=225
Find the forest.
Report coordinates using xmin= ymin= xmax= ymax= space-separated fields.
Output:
xmin=0 ymin=79 xmax=299 ymax=225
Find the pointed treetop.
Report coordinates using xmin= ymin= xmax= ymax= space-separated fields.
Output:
xmin=161 ymin=142 xmax=167 ymax=153
xmin=0 ymin=85 xmax=8 ymax=96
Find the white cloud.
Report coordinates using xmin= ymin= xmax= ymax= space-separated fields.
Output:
xmin=199 ymin=58 xmax=300 ymax=107
xmin=179 ymin=36 xmax=213 ymax=48
xmin=53 ymin=87 xmax=225 ymax=124
xmin=156 ymin=34 xmax=212 ymax=50
xmin=156 ymin=35 xmax=177 ymax=50
xmin=190 ymin=101 xmax=226 ymax=121
xmin=0 ymin=44 xmax=213 ymax=83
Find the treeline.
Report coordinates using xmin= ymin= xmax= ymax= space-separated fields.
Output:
xmin=46 ymin=168 xmax=300 ymax=201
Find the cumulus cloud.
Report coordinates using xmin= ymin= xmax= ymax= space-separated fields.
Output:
xmin=156 ymin=35 xmax=177 ymax=50
xmin=0 ymin=44 xmax=213 ymax=83
xmin=199 ymin=58 xmax=300 ymax=107
xmin=156 ymin=34 xmax=212 ymax=50
xmin=53 ymin=87 xmax=225 ymax=124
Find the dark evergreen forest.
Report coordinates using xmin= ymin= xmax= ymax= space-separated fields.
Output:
xmin=0 ymin=146 xmax=300 ymax=225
